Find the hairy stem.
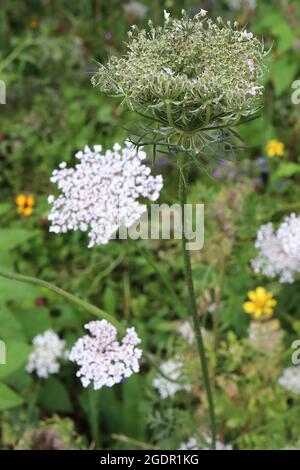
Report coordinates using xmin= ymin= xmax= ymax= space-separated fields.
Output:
xmin=0 ymin=268 xmax=124 ymax=334
xmin=0 ymin=268 xmax=177 ymax=380
xmin=177 ymin=155 xmax=216 ymax=449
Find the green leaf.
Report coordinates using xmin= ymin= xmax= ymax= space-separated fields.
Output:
xmin=271 ymin=22 xmax=295 ymax=54
xmin=0 ymin=277 xmax=36 ymax=302
xmin=103 ymin=286 xmax=117 ymax=315
xmin=0 ymin=383 xmax=23 ymax=411
xmin=0 ymin=203 xmax=10 ymax=216
xmin=271 ymin=162 xmax=300 ymax=181
xmin=0 ymin=341 xmax=31 ymax=379
xmin=0 ymin=253 xmax=14 ymax=269
xmin=0 ymin=306 xmax=25 ymax=342
xmin=0 ymin=229 xmax=37 ymax=251
xmin=15 ymin=306 xmax=52 ymax=340
xmin=271 ymin=58 xmax=298 ymax=96
xmin=39 ymin=376 xmax=73 ymax=413
xmin=51 ymin=304 xmax=81 ymax=330
xmin=123 ymin=374 xmax=147 ymax=439
xmin=96 ymin=106 xmax=115 ymax=124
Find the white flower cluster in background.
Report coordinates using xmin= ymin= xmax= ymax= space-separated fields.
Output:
xmin=179 ymin=434 xmax=233 ymax=450
xmin=152 ymin=358 xmax=191 ymax=399
xmin=69 ymin=320 xmax=142 ymax=390
xmin=178 ymin=321 xmax=212 ymax=346
xmin=26 ymin=330 xmax=67 ymax=378
xmin=248 ymin=320 xmax=283 ymax=355
xmin=278 ymin=366 xmax=300 ymax=395
xmin=123 ymin=1 xmax=147 ymax=20
xmin=178 ymin=321 xmax=195 ymax=345
xmin=251 ymin=213 xmax=300 ymax=283
xmin=48 ymin=142 xmax=163 ymax=247
xmin=226 ymin=0 xmax=256 ymax=10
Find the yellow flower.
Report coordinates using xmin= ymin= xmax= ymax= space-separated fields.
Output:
xmin=266 ymin=139 xmax=285 ymax=158
xmin=243 ymin=287 xmax=277 ymax=321
xmin=30 ymin=18 xmax=38 ymax=29
xmin=15 ymin=194 xmax=35 ymax=217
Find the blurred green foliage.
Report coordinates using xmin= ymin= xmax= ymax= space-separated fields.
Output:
xmin=1 ymin=0 xmax=300 ymax=450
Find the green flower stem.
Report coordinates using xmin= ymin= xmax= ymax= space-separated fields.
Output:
xmin=165 ymin=101 xmax=175 ymax=128
xmin=27 ymin=381 xmax=41 ymax=421
xmin=0 ymin=269 xmax=177 ymax=380
xmin=177 ymin=155 xmax=217 ymax=450
xmin=88 ymin=386 xmax=100 ymax=449
xmin=0 ymin=268 xmax=124 ymax=334
xmin=0 ymin=38 xmax=35 ymax=73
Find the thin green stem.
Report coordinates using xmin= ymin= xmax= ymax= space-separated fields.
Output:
xmin=177 ymin=154 xmax=217 ymax=450
xmin=0 ymin=38 xmax=35 ymax=73
xmin=0 ymin=268 xmax=124 ymax=334
xmin=88 ymin=386 xmax=100 ymax=449
xmin=0 ymin=269 xmax=173 ymax=379
xmin=165 ymin=100 xmax=175 ymax=128
xmin=27 ymin=381 xmax=41 ymax=422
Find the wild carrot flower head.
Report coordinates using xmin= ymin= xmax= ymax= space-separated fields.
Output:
xmin=48 ymin=142 xmax=163 ymax=247
xmin=26 ymin=330 xmax=67 ymax=378
xmin=69 ymin=320 xmax=142 ymax=390
xmin=252 ymin=213 xmax=300 ymax=283
xmin=92 ymin=10 xmax=265 ymax=150
xmin=16 ymin=194 xmax=35 ymax=216
xmin=243 ymin=287 xmax=277 ymax=321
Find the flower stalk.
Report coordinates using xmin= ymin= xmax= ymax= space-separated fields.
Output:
xmin=177 ymin=154 xmax=216 ymax=450
xmin=0 ymin=268 xmax=124 ymax=334
xmin=88 ymin=386 xmax=100 ymax=448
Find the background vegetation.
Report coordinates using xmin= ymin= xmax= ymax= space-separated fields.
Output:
xmin=1 ymin=0 xmax=300 ymax=450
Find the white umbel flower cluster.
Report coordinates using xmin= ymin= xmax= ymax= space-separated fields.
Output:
xmin=251 ymin=213 xmax=300 ymax=283
xmin=69 ymin=320 xmax=142 ymax=390
xmin=48 ymin=142 xmax=163 ymax=247
xmin=26 ymin=330 xmax=67 ymax=379
xmin=152 ymin=358 xmax=191 ymax=399
xmin=278 ymin=366 xmax=300 ymax=395
xmin=179 ymin=435 xmax=232 ymax=450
